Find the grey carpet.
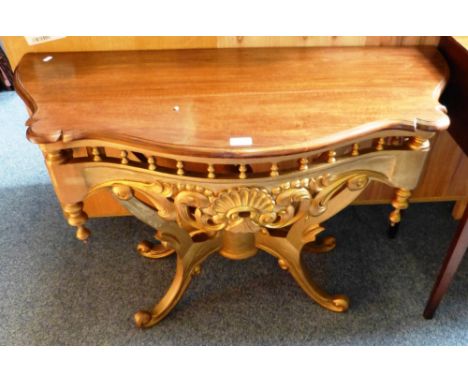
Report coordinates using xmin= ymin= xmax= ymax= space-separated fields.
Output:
xmin=0 ymin=91 xmax=467 ymax=345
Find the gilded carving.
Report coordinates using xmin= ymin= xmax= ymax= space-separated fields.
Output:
xmin=85 ymin=169 xmax=390 ymax=327
xmin=175 ymin=186 xmax=310 ymax=233
xmin=101 ymin=172 xmax=385 ymax=235
xmin=309 ymin=173 xmax=373 ymax=217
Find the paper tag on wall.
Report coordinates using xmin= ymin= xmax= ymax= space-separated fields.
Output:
xmin=24 ymin=36 xmax=66 ymax=46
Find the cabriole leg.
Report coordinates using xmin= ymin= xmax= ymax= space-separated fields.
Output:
xmin=111 ymin=184 xmax=222 ymax=328
xmin=134 ymin=231 xmax=222 ymax=328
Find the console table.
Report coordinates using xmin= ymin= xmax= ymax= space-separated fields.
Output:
xmin=15 ymin=47 xmax=449 ymax=328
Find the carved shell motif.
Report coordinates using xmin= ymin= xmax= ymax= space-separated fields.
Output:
xmin=174 ymin=186 xmax=311 ymax=233
xmin=211 ymin=188 xmax=277 ymax=233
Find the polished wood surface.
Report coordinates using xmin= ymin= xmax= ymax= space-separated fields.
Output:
xmin=1 ymin=36 xmax=440 ymax=69
xmin=15 ymin=47 xmax=448 ymax=159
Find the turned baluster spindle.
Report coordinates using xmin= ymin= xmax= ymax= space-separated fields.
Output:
xmin=120 ymin=150 xmax=129 ymax=165
xmin=239 ymin=164 xmax=247 ymax=179
xmin=92 ymin=147 xmax=102 ymax=162
xmin=176 ymin=161 xmax=185 ymax=176
xmin=351 ymin=143 xmax=360 ymax=156
xmin=46 ymin=150 xmax=68 ymax=165
xmin=391 ymin=136 xmax=401 ymax=146
xmin=207 ymin=164 xmax=216 ymax=179
xmin=270 ymin=163 xmax=279 ymax=177
xmin=299 ymin=158 xmax=308 ymax=171
xmin=147 ymin=156 xmax=157 ymax=171
xmin=376 ymin=138 xmax=385 ymax=151
xmin=409 ymin=136 xmax=429 ymax=150
xmin=327 ymin=151 xmax=336 ymax=163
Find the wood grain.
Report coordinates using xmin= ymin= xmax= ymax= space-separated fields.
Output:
xmin=219 ymin=36 xmax=440 ymax=48
xmin=15 ymin=47 xmax=449 ymax=159
xmin=1 ymin=36 xmax=217 ymax=69
xmin=1 ymin=36 xmax=441 ymax=69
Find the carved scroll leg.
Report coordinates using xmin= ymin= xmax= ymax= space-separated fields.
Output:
xmin=63 ymin=202 xmax=90 ymax=241
xmin=256 ymin=229 xmax=349 ymax=313
xmin=388 ymin=188 xmax=411 ymax=238
xmin=110 ymin=184 xmax=222 ymax=328
xmin=134 ymin=232 xmax=222 ymax=328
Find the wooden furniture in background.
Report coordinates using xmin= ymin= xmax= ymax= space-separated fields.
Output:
xmin=424 ymin=36 xmax=468 ymax=318
xmin=16 ymin=47 xmax=449 ymax=327
xmin=424 ymin=208 xmax=468 ymax=318
xmin=0 ymin=46 xmax=14 ymax=91
xmin=2 ymin=36 xmax=466 ymax=218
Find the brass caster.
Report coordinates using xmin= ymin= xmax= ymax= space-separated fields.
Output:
xmin=134 ymin=310 xmax=152 ymax=328
xmin=278 ymin=259 xmax=289 ymax=270
xmin=191 ymin=264 xmax=202 ymax=276
xmin=331 ymin=295 xmax=350 ymax=312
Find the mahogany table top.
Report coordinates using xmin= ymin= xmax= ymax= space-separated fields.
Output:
xmin=15 ymin=47 xmax=449 ymax=158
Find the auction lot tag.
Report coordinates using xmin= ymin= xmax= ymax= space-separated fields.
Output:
xmin=229 ymin=137 xmax=253 ymax=146
xmin=24 ymin=36 xmax=66 ymax=46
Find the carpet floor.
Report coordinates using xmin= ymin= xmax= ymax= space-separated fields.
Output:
xmin=0 ymin=91 xmax=466 ymax=345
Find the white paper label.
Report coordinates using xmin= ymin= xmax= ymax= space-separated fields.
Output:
xmin=24 ymin=36 xmax=66 ymax=46
xmin=229 ymin=137 xmax=253 ymax=146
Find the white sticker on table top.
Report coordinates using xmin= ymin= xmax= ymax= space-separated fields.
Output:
xmin=229 ymin=137 xmax=253 ymax=146
xmin=24 ymin=36 xmax=66 ymax=46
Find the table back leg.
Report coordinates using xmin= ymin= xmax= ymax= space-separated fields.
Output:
xmin=423 ymin=206 xmax=468 ymax=318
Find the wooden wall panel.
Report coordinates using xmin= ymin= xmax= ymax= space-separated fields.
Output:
xmin=217 ymin=36 xmax=368 ymax=47
xmin=1 ymin=36 xmax=440 ymax=69
xmin=218 ymin=36 xmax=440 ymax=48
xmin=0 ymin=36 xmax=218 ymax=69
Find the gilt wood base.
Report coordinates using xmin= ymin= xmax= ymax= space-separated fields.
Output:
xmin=123 ymin=191 xmax=347 ymax=328
xmin=47 ymin=131 xmax=434 ymax=328
xmin=115 ymin=183 xmax=353 ymax=328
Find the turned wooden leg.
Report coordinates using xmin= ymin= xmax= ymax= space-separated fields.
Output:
xmin=388 ymin=188 xmax=411 ymax=239
xmin=256 ymin=218 xmax=349 ymax=313
xmin=424 ymin=206 xmax=468 ymax=319
xmin=63 ymin=202 xmax=90 ymax=241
